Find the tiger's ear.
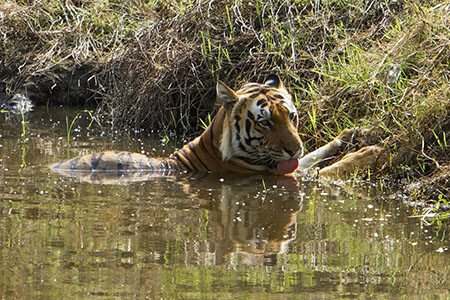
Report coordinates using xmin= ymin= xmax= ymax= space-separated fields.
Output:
xmin=265 ymin=74 xmax=284 ymax=89
xmin=217 ymin=81 xmax=238 ymax=114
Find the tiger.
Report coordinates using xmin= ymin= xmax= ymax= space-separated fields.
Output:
xmin=50 ymin=75 xmax=385 ymax=178
xmin=51 ymin=75 xmax=304 ymax=175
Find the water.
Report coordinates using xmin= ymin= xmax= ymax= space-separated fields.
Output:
xmin=0 ymin=108 xmax=448 ymax=299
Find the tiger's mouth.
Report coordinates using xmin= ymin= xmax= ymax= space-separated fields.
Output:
xmin=276 ymin=159 xmax=299 ymax=175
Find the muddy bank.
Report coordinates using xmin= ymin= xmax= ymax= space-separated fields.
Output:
xmin=402 ymin=166 xmax=450 ymax=212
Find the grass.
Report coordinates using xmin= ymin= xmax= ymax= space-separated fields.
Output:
xmin=19 ymin=106 xmax=28 ymax=167
xmin=1 ymin=0 xmax=449 ymax=219
xmin=65 ymin=109 xmax=93 ymax=145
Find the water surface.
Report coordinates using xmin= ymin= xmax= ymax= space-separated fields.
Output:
xmin=0 ymin=108 xmax=448 ymax=299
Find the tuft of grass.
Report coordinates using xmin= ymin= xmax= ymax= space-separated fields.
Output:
xmin=199 ymin=113 xmax=212 ymax=130
xmin=65 ymin=110 xmax=94 ymax=145
xmin=19 ymin=106 xmax=28 ymax=167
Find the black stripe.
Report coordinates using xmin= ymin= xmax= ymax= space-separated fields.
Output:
xmin=245 ymin=119 xmax=252 ymax=135
xmin=228 ymin=157 xmax=252 ymax=168
xmin=199 ymin=136 xmax=210 ymax=154
xmin=69 ymin=157 xmax=81 ymax=170
xmin=237 ymin=155 xmax=268 ymax=166
xmin=248 ymin=93 xmax=260 ymax=99
xmin=245 ymin=136 xmax=262 ymax=145
xmin=235 ymin=121 xmax=240 ymax=132
xmin=188 ymin=143 xmax=209 ymax=171
xmin=271 ymin=93 xmax=284 ymax=99
xmin=174 ymin=152 xmax=191 ymax=170
xmin=241 ymin=83 xmax=260 ymax=89
xmin=139 ymin=158 xmax=145 ymax=169
xmin=91 ymin=153 xmax=104 ymax=170
xmin=243 ymin=88 xmax=260 ymax=94
xmin=118 ymin=152 xmax=125 ymax=171
xmin=256 ymin=99 xmax=266 ymax=106
xmin=127 ymin=152 xmax=132 ymax=166
xmin=208 ymin=119 xmax=222 ymax=158
xmin=52 ymin=162 xmax=62 ymax=170
xmin=209 ymin=118 xmax=216 ymax=151
xmin=181 ymin=148 xmax=195 ymax=170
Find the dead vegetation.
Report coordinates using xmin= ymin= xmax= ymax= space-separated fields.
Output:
xmin=1 ymin=1 xmax=449 ymax=214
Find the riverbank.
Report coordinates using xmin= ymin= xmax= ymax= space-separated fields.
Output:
xmin=1 ymin=1 xmax=449 ymax=219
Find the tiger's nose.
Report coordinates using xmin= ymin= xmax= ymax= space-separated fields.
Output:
xmin=283 ymin=146 xmax=303 ymax=158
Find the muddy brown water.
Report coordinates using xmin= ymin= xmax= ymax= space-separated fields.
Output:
xmin=0 ymin=107 xmax=448 ymax=299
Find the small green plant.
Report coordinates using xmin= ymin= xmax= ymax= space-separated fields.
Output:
xmin=260 ymin=178 xmax=268 ymax=204
xmin=307 ymin=105 xmax=317 ymax=137
xmin=351 ymin=169 xmax=359 ymax=187
xmin=378 ymin=178 xmax=384 ymax=192
xmin=19 ymin=107 xmax=28 ymax=167
xmin=261 ymin=178 xmax=267 ymax=190
xmin=432 ymin=129 xmax=447 ymax=153
xmin=169 ymin=110 xmax=187 ymax=132
xmin=225 ymin=5 xmax=234 ymax=37
xmin=65 ymin=110 xmax=94 ymax=145
xmin=199 ymin=113 xmax=212 ymax=130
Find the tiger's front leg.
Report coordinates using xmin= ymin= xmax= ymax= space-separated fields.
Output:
xmin=297 ymin=128 xmax=385 ymax=179
xmin=318 ymin=145 xmax=385 ymax=179
xmin=297 ymin=128 xmax=356 ymax=172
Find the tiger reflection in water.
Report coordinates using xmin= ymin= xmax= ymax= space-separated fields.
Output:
xmin=139 ymin=173 xmax=302 ymax=266
xmin=200 ymin=176 xmax=302 ymax=266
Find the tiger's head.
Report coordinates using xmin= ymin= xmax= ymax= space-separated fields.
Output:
xmin=217 ymin=75 xmax=303 ymax=174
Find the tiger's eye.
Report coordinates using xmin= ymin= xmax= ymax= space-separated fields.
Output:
xmin=259 ymin=120 xmax=272 ymax=128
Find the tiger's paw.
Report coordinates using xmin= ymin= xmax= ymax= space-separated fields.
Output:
xmin=335 ymin=128 xmax=357 ymax=144
xmin=319 ymin=145 xmax=385 ymax=179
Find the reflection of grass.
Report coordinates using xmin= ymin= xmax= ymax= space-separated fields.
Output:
xmin=416 ymin=194 xmax=450 ymax=224
xmin=20 ymin=109 xmax=27 ymax=139
xmin=0 ymin=105 xmax=30 ymax=167
xmin=65 ymin=110 xmax=94 ymax=146
xmin=20 ymin=107 xmax=28 ymax=167
xmin=198 ymin=210 xmax=209 ymax=240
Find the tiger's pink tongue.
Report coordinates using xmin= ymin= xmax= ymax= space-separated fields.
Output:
xmin=276 ymin=159 xmax=299 ymax=175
